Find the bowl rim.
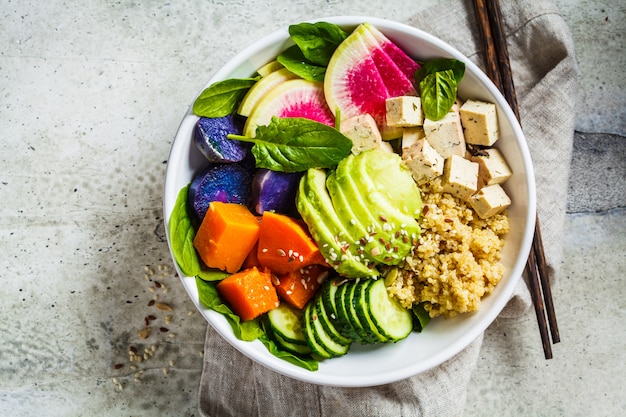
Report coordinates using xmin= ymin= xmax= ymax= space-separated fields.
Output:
xmin=163 ymin=15 xmax=536 ymax=387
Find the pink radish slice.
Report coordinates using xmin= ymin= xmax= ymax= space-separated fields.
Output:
xmin=243 ymin=79 xmax=334 ymax=137
xmin=364 ymin=23 xmax=421 ymax=80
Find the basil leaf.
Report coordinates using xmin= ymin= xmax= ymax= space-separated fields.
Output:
xmin=419 ymin=69 xmax=458 ymax=121
xmin=277 ymin=46 xmax=326 ymax=82
xmin=288 ymin=22 xmax=348 ymax=66
xmin=195 ymin=277 xmax=264 ymax=341
xmin=193 ymin=77 xmax=259 ymax=117
xmin=169 ymin=185 xmax=201 ymax=277
xmin=414 ymin=58 xmax=465 ymax=86
xmin=229 ymin=117 xmax=352 ymax=172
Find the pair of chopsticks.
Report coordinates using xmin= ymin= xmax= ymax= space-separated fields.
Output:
xmin=473 ymin=0 xmax=560 ymax=359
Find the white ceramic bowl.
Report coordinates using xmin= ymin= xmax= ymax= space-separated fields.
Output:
xmin=163 ymin=16 xmax=536 ymax=387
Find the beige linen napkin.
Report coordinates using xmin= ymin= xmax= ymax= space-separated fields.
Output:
xmin=199 ymin=0 xmax=577 ymax=415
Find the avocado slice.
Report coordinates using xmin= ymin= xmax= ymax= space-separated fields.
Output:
xmin=333 ymin=151 xmax=421 ymax=264
xmin=296 ymin=168 xmax=377 ymax=278
xmin=326 ymin=169 xmax=391 ymax=265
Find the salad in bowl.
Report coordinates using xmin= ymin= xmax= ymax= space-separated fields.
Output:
xmin=163 ymin=16 xmax=535 ymax=387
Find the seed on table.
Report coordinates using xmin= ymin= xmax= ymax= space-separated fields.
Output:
xmin=138 ymin=327 xmax=151 ymax=339
xmin=159 ymin=327 xmax=169 ymax=333
xmin=156 ymin=302 xmax=173 ymax=312
xmin=113 ymin=363 xmax=124 ymax=370
xmin=147 ymin=300 xmax=155 ymax=307
xmin=112 ymin=377 xmax=119 ymax=384
xmin=162 ymin=368 xmax=169 ymax=375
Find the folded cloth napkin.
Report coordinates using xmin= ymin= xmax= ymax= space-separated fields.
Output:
xmin=199 ymin=0 xmax=577 ymax=415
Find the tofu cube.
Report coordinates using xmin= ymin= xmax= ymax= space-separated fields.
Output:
xmin=340 ymin=114 xmax=384 ymax=155
xmin=401 ymin=127 xmax=425 ymax=152
xmin=386 ymin=96 xmax=424 ymax=127
xmin=402 ymin=137 xmax=444 ymax=184
xmin=470 ymin=147 xmax=513 ymax=188
xmin=423 ymin=111 xmax=466 ymax=159
xmin=459 ymin=99 xmax=499 ymax=146
xmin=469 ymin=184 xmax=511 ymax=218
xmin=442 ymin=155 xmax=479 ymax=201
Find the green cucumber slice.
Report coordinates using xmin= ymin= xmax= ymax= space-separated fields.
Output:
xmin=267 ymin=303 xmax=307 ymax=344
xmin=334 ymin=280 xmax=360 ymax=341
xmin=366 ymin=278 xmax=413 ymax=341
xmin=272 ymin=331 xmax=312 ymax=356
xmin=353 ymin=279 xmax=389 ymax=343
xmin=302 ymin=302 xmax=333 ymax=359
xmin=315 ymin=290 xmax=352 ymax=346
xmin=309 ymin=303 xmax=350 ymax=357
xmin=346 ymin=279 xmax=378 ymax=344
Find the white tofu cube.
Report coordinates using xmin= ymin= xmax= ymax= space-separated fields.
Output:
xmin=470 ymin=147 xmax=513 ymax=188
xmin=386 ymin=96 xmax=424 ymax=127
xmin=460 ymin=99 xmax=500 ymax=146
xmin=340 ymin=114 xmax=384 ymax=155
xmin=469 ymin=184 xmax=511 ymax=218
xmin=402 ymin=137 xmax=444 ymax=184
xmin=401 ymin=127 xmax=425 ymax=152
xmin=423 ymin=111 xmax=466 ymax=159
xmin=442 ymin=155 xmax=479 ymax=201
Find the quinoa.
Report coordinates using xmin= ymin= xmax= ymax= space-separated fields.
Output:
xmin=388 ymin=178 xmax=510 ymax=318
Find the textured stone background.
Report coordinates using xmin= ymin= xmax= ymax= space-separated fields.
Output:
xmin=0 ymin=0 xmax=623 ymax=416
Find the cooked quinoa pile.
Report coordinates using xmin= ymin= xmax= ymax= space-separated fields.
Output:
xmin=388 ymin=178 xmax=510 ymax=318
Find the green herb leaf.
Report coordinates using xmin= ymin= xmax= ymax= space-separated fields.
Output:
xmin=193 ymin=77 xmax=259 ymax=117
xmin=411 ymin=303 xmax=431 ymax=332
xmin=277 ymin=46 xmax=326 ymax=82
xmin=414 ymin=58 xmax=465 ymax=86
xmin=288 ymin=22 xmax=348 ymax=67
xmin=169 ymin=185 xmax=201 ymax=277
xmin=419 ymin=69 xmax=458 ymax=121
xmin=195 ymin=277 xmax=264 ymax=341
xmin=229 ymin=117 xmax=353 ymax=172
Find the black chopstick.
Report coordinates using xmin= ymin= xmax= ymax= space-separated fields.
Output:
xmin=473 ymin=0 xmax=560 ymax=359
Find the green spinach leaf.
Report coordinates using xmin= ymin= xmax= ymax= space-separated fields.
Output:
xmin=414 ymin=58 xmax=465 ymax=86
xmin=229 ymin=117 xmax=352 ymax=172
xmin=288 ymin=22 xmax=348 ymax=67
xmin=411 ymin=303 xmax=431 ymax=332
xmin=419 ymin=69 xmax=458 ymax=121
xmin=195 ymin=277 xmax=264 ymax=341
xmin=277 ymin=46 xmax=326 ymax=82
xmin=193 ymin=77 xmax=259 ymax=118
xmin=169 ymin=185 xmax=201 ymax=277
xmin=415 ymin=58 xmax=465 ymax=121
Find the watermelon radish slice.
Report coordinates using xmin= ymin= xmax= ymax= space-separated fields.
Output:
xmin=237 ymin=67 xmax=300 ymax=117
xmin=243 ymin=79 xmax=335 ymax=137
xmin=325 ymin=23 xmax=419 ymax=139
xmin=364 ymin=22 xmax=421 ymax=81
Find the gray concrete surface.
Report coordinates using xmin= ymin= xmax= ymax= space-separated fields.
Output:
xmin=0 ymin=0 xmax=623 ymax=416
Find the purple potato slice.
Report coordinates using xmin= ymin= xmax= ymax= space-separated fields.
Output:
xmin=194 ymin=115 xmax=249 ymax=163
xmin=188 ymin=163 xmax=252 ymax=223
xmin=251 ymin=168 xmax=302 ymax=215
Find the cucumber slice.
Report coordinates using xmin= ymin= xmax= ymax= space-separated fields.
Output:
xmin=302 ymin=302 xmax=333 ymax=359
xmin=334 ymin=280 xmax=360 ymax=340
xmin=353 ymin=279 xmax=389 ymax=343
xmin=309 ymin=303 xmax=350 ymax=357
xmin=272 ymin=331 xmax=312 ymax=356
xmin=346 ymin=279 xmax=378 ymax=344
xmin=366 ymin=278 xmax=413 ymax=341
xmin=315 ymin=291 xmax=352 ymax=346
xmin=267 ymin=303 xmax=307 ymax=344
